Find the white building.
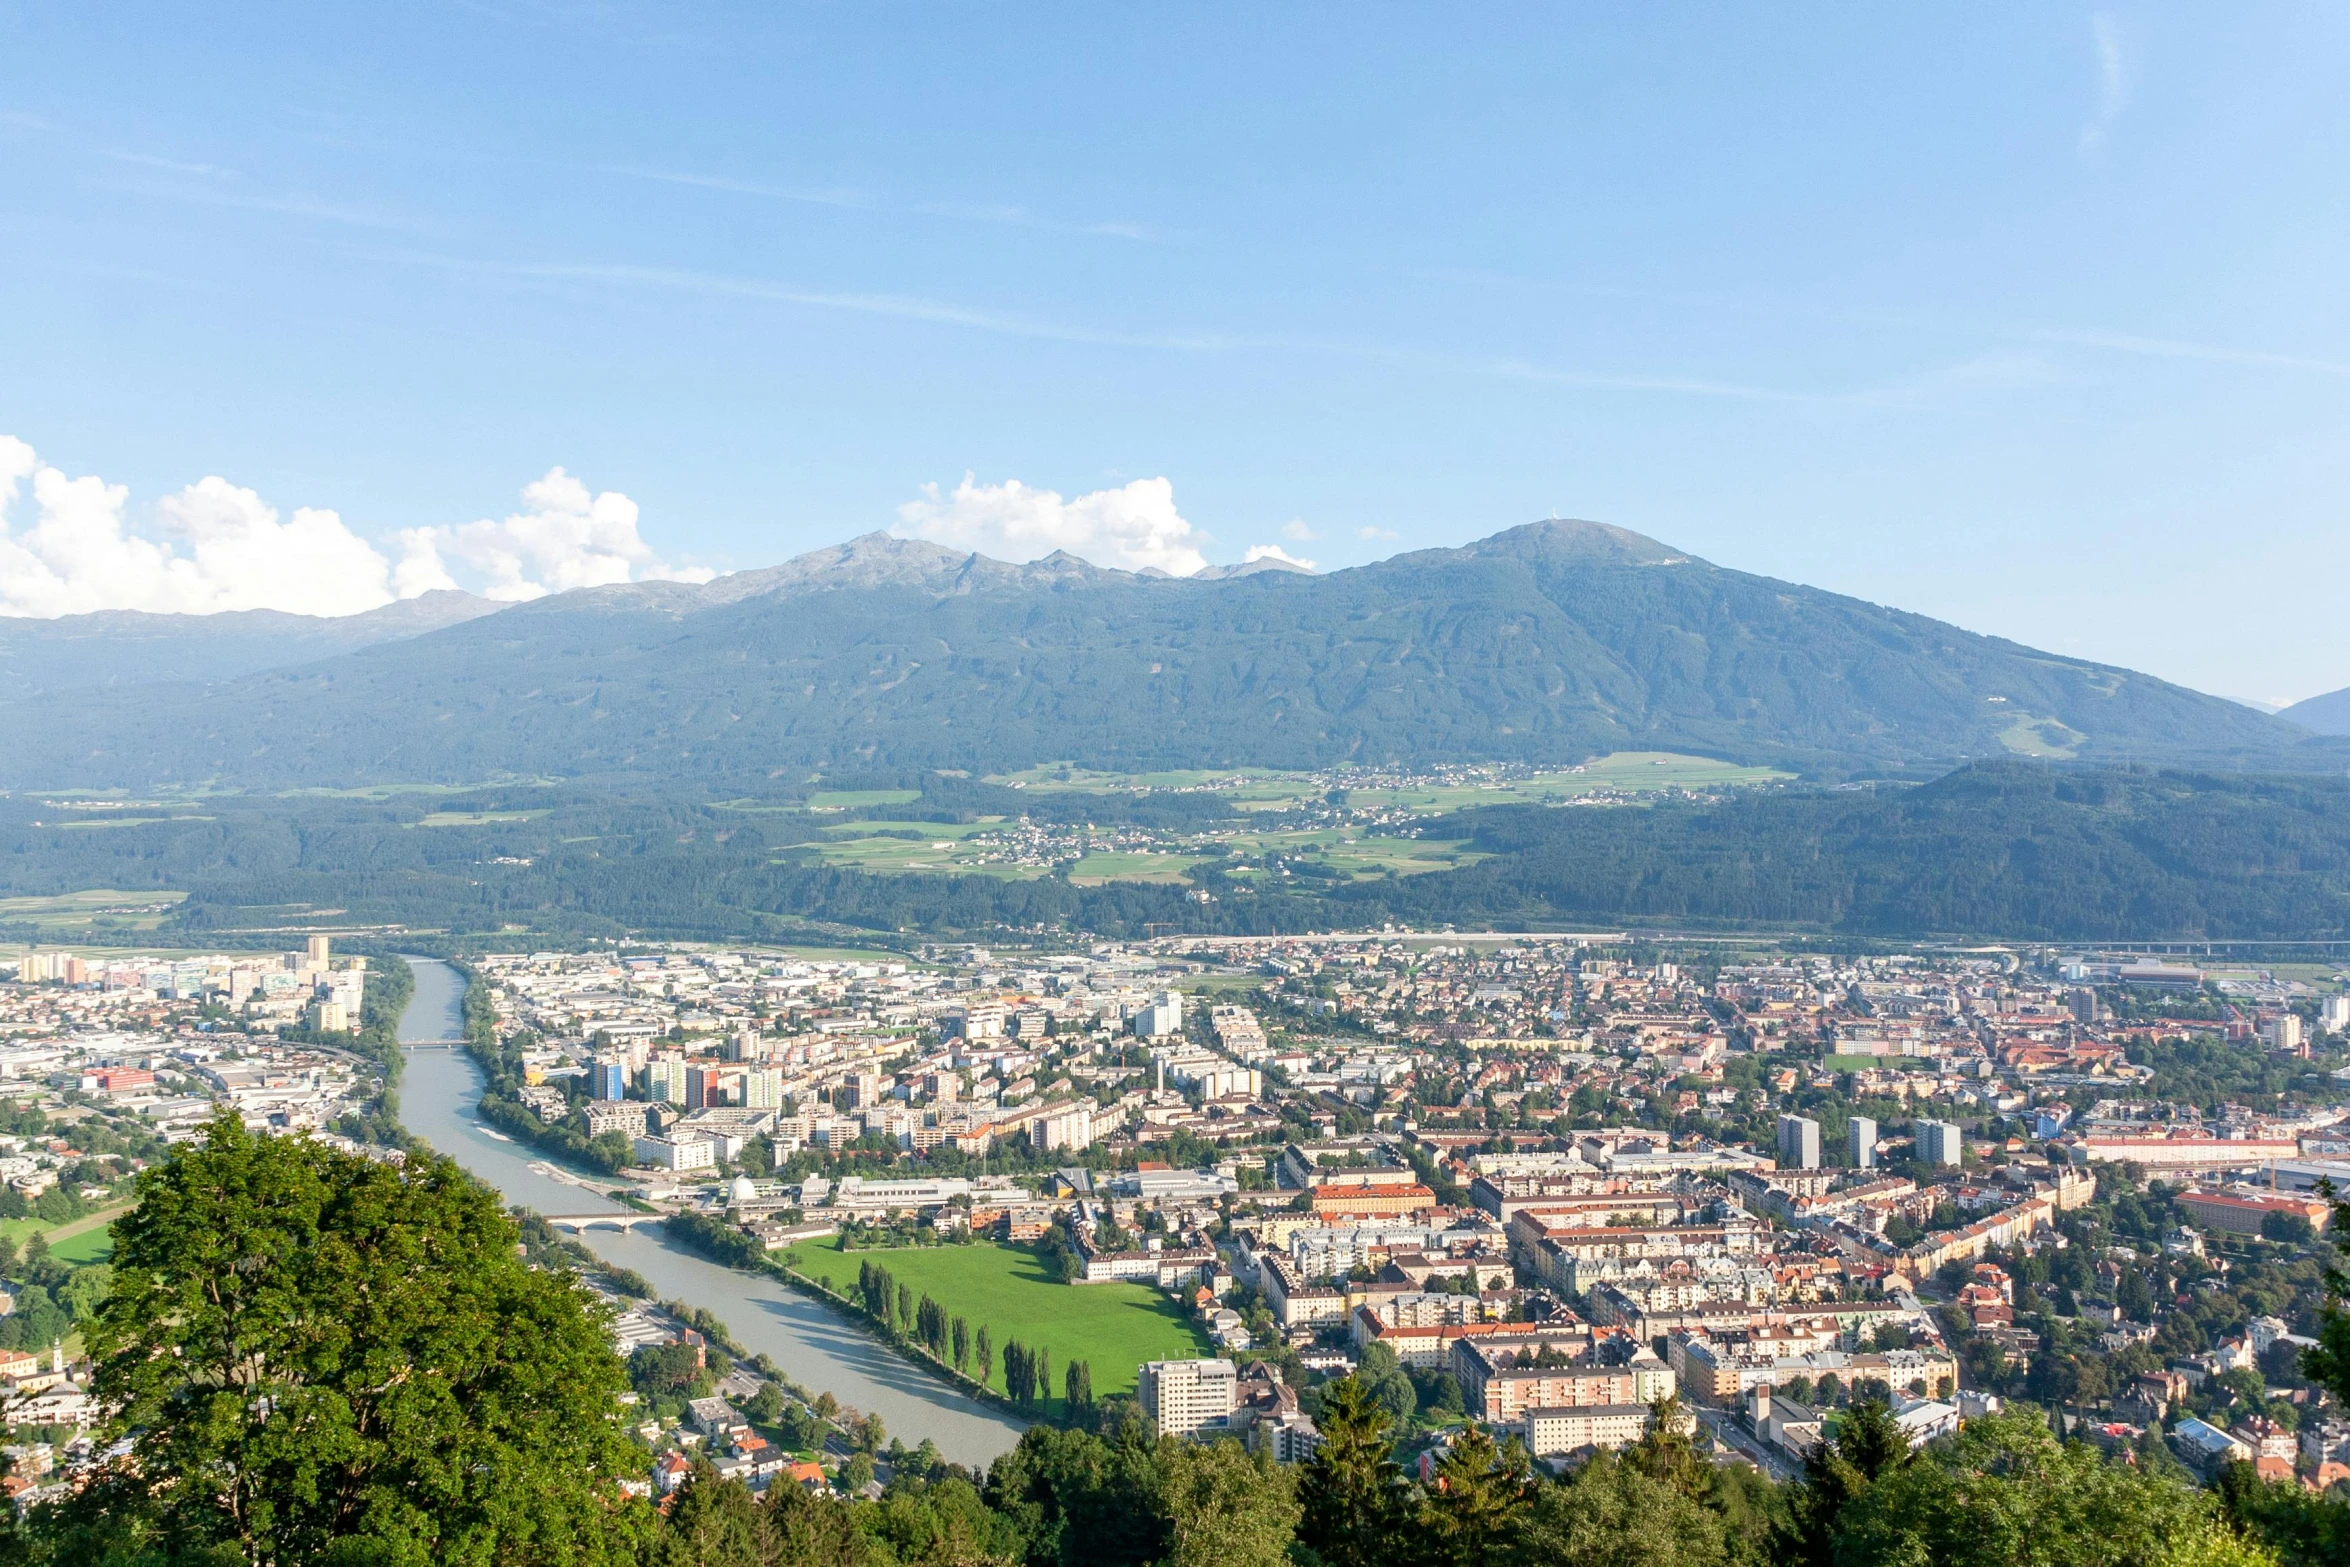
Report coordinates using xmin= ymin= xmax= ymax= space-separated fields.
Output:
xmin=1916 ymin=1120 xmax=1963 ymax=1168
xmin=1776 ymin=1114 xmax=1820 ymax=1171
xmin=1031 ymin=1103 xmax=1097 ymax=1153
xmin=1522 ymin=1402 xmax=1685 ymax=1458
xmin=635 ymin=1133 xmax=717 ymax=1172
xmin=1139 ymin=1358 xmax=1238 ymax=1438
xmin=1132 ymin=991 xmax=1184 ymax=1039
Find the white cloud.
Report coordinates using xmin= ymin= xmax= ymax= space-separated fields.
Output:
xmin=0 ymin=436 xmax=707 ymax=617
xmin=2079 ymin=13 xmax=2129 ymax=157
xmin=402 ymin=466 xmax=713 ymax=602
xmin=1357 ymin=525 xmax=1400 ymax=541
xmin=1280 ymin=519 xmax=1319 ymax=542
xmin=1244 ymin=543 xmax=1316 ymax=571
xmin=0 ymin=442 xmax=395 ymax=618
xmin=894 ymin=473 xmax=1209 ymax=576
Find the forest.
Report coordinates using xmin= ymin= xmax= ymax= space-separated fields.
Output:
xmin=10 ymin=760 xmax=2350 ymax=945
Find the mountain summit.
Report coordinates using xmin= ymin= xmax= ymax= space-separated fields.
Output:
xmin=0 ymin=520 xmax=2315 ymax=788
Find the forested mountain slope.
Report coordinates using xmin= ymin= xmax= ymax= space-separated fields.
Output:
xmin=0 ymin=589 xmax=500 ymax=699
xmin=0 ymin=522 xmax=2313 ymax=788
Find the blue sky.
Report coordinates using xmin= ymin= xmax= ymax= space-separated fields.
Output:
xmin=1 ymin=4 xmax=2346 ymax=700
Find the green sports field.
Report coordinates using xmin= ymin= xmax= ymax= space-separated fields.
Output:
xmin=0 ymin=1203 xmax=127 ymax=1262
xmin=47 ymin=1223 xmax=115 ymax=1264
xmin=781 ymin=1236 xmax=1210 ymax=1401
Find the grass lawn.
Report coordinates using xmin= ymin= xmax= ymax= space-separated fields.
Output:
xmin=1066 ymin=851 xmax=1203 ymax=886
xmin=1824 ymin=1053 xmax=1902 ymax=1071
xmin=807 ymin=818 xmax=1046 ymax=881
xmin=1224 ymin=828 xmax=1482 ymax=879
xmin=0 ymin=890 xmax=189 ymax=931
xmin=1 ymin=1201 xmax=131 ymax=1261
xmin=808 ymin=788 xmax=924 ymax=809
xmin=781 ymin=1236 xmax=1210 ymax=1402
xmin=48 ymin=1223 xmax=116 ymax=1265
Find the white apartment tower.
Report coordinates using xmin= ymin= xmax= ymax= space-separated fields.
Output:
xmin=1139 ymin=1358 xmax=1238 ymax=1439
xmin=1917 ymin=1119 xmax=1963 ymax=1168
xmin=1776 ymin=1114 xmax=1820 ymax=1171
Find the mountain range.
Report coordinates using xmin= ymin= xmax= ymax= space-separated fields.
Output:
xmin=0 ymin=520 xmax=2330 ymax=790
xmin=2280 ymin=683 xmax=2350 ymax=735
xmin=0 ymin=589 xmax=500 ymax=701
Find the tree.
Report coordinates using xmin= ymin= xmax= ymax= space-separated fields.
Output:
xmin=1621 ymin=1397 xmax=1707 ymax=1501
xmin=1518 ymin=1450 xmax=1727 ymax=1567
xmin=897 ymin=1282 xmax=916 ymax=1337
xmin=1830 ymin=1409 xmax=2266 ymax=1567
xmin=768 ymin=1480 xmax=880 ymax=1567
xmin=976 ymin=1326 xmax=995 ymax=1388
xmin=2302 ymin=1183 xmax=2350 ymax=1406
xmin=2259 ymin=1210 xmax=2314 ymax=1245
xmin=1778 ymin=1398 xmax=1910 ymax=1567
xmin=1296 ymin=1376 xmax=1407 ymax=1567
xmin=1160 ymin=1439 xmax=1300 ymax=1567
xmin=953 ymin=1316 xmax=971 ymax=1374
xmin=655 ymin=1464 xmax=771 ymax=1567
xmin=23 ymin=1112 xmax=649 ymax=1565
xmin=1066 ymin=1359 xmax=1095 ymax=1413
xmin=1417 ymin=1423 xmax=1533 ymax=1567
xmin=1355 ymin=1341 xmax=1419 ymax=1426
xmin=632 ymin=1340 xmax=713 ymax=1401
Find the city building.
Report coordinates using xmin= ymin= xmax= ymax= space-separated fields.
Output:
xmin=1133 ymin=990 xmax=1185 ymax=1038
xmin=1917 ymin=1120 xmax=1963 ymax=1168
xmin=1777 ymin=1114 xmax=1820 ymax=1171
xmin=635 ymin=1133 xmax=718 ymax=1172
xmin=1849 ymin=1116 xmax=1878 ymax=1170
xmin=1139 ymin=1358 xmax=1239 ymax=1438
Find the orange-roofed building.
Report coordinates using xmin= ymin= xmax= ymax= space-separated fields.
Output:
xmin=1312 ymin=1183 xmax=1438 ymax=1221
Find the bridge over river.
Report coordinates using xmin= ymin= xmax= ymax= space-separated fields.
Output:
xmin=541 ymin=1211 xmax=666 ymax=1233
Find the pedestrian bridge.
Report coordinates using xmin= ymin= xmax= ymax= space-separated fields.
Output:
xmin=403 ymin=1040 xmax=466 ymax=1051
xmin=543 ymin=1212 xmax=667 ymax=1234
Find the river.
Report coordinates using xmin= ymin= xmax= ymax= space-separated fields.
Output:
xmin=395 ymin=956 xmax=1026 ymax=1466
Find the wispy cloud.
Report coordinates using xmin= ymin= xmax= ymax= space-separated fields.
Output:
xmin=606 ymin=165 xmax=1155 ymax=240
xmin=417 ymin=254 xmax=1236 ymax=349
xmin=19 ymin=118 xmax=424 ymax=231
xmin=363 ymin=249 xmax=1918 ymax=405
xmin=2026 ymin=327 xmax=2350 ymax=378
xmin=601 ymin=166 xmax=870 ymax=212
xmin=140 ymin=184 xmax=422 ymax=230
xmin=106 ymin=150 xmax=228 ymax=177
xmin=1478 ymin=356 xmax=1802 ymax=403
xmin=2079 ymin=12 xmax=2130 ymax=157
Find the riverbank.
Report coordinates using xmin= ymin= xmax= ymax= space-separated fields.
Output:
xmin=391 ymin=962 xmax=1025 ymax=1465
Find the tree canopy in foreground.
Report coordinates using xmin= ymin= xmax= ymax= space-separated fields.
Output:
xmin=11 ymin=1113 xmax=649 ymax=1567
